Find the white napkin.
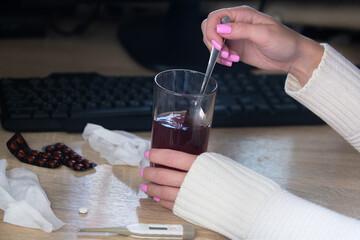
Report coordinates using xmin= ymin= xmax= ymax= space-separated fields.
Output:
xmin=0 ymin=159 xmax=65 ymax=232
xmin=82 ymin=123 xmax=150 ymax=168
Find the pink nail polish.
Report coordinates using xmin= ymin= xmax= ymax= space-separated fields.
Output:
xmin=227 ymin=54 xmax=240 ymax=62
xmin=140 ymin=184 xmax=147 ymax=192
xmin=220 ymin=50 xmax=229 ymax=58
xmin=145 ymin=150 xmax=149 ymax=159
xmin=211 ymin=40 xmax=222 ymax=51
xmin=221 ymin=59 xmax=232 ymax=67
xmin=153 ymin=197 xmax=160 ymax=202
xmin=140 ymin=168 xmax=144 ymax=176
xmin=217 ymin=24 xmax=232 ymax=34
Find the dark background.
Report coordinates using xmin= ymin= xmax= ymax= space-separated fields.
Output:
xmin=1 ymin=0 xmax=359 ymax=73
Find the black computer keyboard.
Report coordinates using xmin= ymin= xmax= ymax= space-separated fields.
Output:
xmin=0 ymin=72 xmax=323 ymax=132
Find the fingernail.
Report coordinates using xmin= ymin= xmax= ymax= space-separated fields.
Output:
xmin=227 ymin=54 xmax=240 ymax=62
xmin=221 ymin=59 xmax=232 ymax=67
xmin=217 ymin=24 xmax=232 ymax=34
xmin=153 ymin=197 xmax=160 ymax=202
xmin=145 ymin=150 xmax=149 ymax=159
xmin=140 ymin=184 xmax=147 ymax=192
xmin=140 ymin=168 xmax=144 ymax=176
xmin=211 ymin=40 xmax=222 ymax=51
xmin=220 ymin=50 xmax=229 ymax=58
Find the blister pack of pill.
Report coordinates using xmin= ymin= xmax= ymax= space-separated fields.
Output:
xmin=6 ymin=132 xmax=96 ymax=171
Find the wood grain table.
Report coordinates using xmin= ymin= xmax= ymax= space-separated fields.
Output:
xmin=1 ymin=125 xmax=359 ymax=240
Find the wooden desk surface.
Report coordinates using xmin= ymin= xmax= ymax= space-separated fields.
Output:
xmin=0 ymin=126 xmax=359 ymax=240
xmin=0 ymin=16 xmax=360 ymax=240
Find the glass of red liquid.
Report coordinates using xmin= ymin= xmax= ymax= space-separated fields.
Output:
xmin=151 ymin=69 xmax=218 ymax=167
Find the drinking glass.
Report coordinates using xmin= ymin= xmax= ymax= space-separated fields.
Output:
xmin=150 ymin=69 xmax=218 ymax=166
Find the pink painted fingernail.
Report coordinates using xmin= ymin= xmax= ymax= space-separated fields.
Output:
xmin=220 ymin=50 xmax=229 ymax=58
xmin=153 ymin=197 xmax=160 ymax=202
xmin=140 ymin=168 xmax=144 ymax=176
xmin=145 ymin=150 xmax=149 ymax=159
xmin=211 ymin=40 xmax=222 ymax=51
xmin=140 ymin=184 xmax=147 ymax=192
xmin=227 ymin=54 xmax=240 ymax=62
xmin=217 ymin=24 xmax=232 ymax=34
xmin=221 ymin=59 xmax=232 ymax=67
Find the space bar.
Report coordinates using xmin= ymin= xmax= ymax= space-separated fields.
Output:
xmin=70 ymin=106 xmax=152 ymax=118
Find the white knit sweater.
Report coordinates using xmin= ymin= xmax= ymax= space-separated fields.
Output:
xmin=173 ymin=44 xmax=360 ymax=239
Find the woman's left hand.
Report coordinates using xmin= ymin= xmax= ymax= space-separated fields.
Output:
xmin=140 ymin=149 xmax=197 ymax=210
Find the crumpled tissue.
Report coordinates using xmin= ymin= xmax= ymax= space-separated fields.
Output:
xmin=0 ymin=159 xmax=65 ymax=232
xmin=82 ymin=123 xmax=150 ymax=168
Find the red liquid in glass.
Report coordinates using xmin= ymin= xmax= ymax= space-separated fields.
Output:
xmin=151 ymin=111 xmax=211 ymax=168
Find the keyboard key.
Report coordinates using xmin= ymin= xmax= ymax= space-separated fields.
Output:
xmin=257 ymin=104 xmax=271 ymax=113
xmin=52 ymin=110 xmax=68 ymax=118
xmin=9 ymin=111 xmax=31 ymax=119
xmin=230 ymin=105 xmax=242 ymax=114
xmin=33 ymin=111 xmax=50 ymax=118
xmin=273 ymin=104 xmax=298 ymax=113
xmin=243 ymin=105 xmax=256 ymax=113
xmin=214 ymin=105 xmax=227 ymax=115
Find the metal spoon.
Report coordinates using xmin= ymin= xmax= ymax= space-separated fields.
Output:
xmin=200 ymin=16 xmax=231 ymax=94
xmin=187 ymin=16 xmax=231 ymax=124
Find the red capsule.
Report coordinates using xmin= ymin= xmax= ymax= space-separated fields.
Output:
xmin=74 ymin=163 xmax=84 ymax=171
xmin=83 ymin=160 xmax=93 ymax=168
xmin=48 ymin=159 xmax=58 ymax=168
xmin=42 ymin=152 xmax=51 ymax=159
xmin=16 ymin=135 xmax=24 ymax=144
xmin=70 ymin=152 xmax=79 ymax=159
xmin=10 ymin=142 xmax=18 ymax=151
xmin=26 ymin=155 xmax=36 ymax=164
xmin=76 ymin=157 xmax=86 ymax=164
xmin=52 ymin=154 xmax=62 ymax=161
xmin=55 ymin=143 xmax=65 ymax=149
xmin=17 ymin=149 xmax=25 ymax=158
xmin=53 ymin=150 xmax=62 ymax=156
xmin=30 ymin=150 xmax=40 ymax=157
xmin=37 ymin=158 xmax=47 ymax=166
xmin=46 ymin=145 xmax=55 ymax=152
xmin=66 ymin=159 xmax=76 ymax=167
xmin=63 ymin=147 xmax=72 ymax=155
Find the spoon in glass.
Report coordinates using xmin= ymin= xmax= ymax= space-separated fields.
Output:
xmin=186 ymin=16 xmax=231 ymax=124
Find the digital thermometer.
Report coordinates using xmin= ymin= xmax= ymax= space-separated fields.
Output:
xmin=77 ymin=223 xmax=195 ymax=239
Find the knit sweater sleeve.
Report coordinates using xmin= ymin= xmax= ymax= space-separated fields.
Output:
xmin=285 ymin=43 xmax=360 ymax=151
xmin=173 ymin=153 xmax=360 ymax=240
xmin=173 ymin=44 xmax=360 ymax=239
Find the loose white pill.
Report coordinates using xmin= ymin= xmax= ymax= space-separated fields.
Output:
xmin=79 ymin=207 xmax=88 ymax=214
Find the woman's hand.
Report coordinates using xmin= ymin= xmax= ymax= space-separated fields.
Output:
xmin=140 ymin=149 xmax=197 ymax=210
xmin=201 ymin=5 xmax=323 ymax=86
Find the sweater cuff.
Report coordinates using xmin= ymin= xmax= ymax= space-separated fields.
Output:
xmin=247 ymin=190 xmax=360 ymax=240
xmin=173 ymin=152 xmax=360 ymax=239
xmin=173 ymin=152 xmax=281 ymax=239
xmin=285 ymin=43 xmax=360 ymax=152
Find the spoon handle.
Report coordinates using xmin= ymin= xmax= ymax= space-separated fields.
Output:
xmin=199 ymin=16 xmax=231 ymax=94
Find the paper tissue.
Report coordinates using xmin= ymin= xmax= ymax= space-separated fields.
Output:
xmin=0 ymin=159 xmax=64 ymax=232
xmin=82 ymin=123 xmax=150 ymax=168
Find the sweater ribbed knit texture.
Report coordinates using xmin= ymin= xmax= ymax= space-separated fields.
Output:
xmin=173 ymin=44 xmax=360 ymax=239
xmin=246 ymin=190 xmax=360 ymax=239
xmin=173 ymin=153 xmax=280 ymax=239
xmin=285 ymin=43 xmax=360 ymax=151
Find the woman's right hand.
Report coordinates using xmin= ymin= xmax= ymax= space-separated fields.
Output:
xmin=201 ymin=6 xmax=324 ymax=86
